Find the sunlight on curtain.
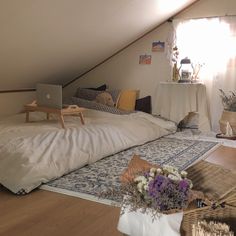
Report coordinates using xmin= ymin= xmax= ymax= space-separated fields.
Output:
xmin=174 ymin=16 xmax=236 ymax=132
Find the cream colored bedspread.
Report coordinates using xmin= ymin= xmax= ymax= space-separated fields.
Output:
xmin=0 ymin=109 xmax=176 ymax=193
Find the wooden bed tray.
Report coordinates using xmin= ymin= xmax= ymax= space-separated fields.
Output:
xmin=24 ymin=101 xmax=85 ymax=129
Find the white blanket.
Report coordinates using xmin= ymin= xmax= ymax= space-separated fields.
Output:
xmin=0 ymin=109 xmax=176 ymax=194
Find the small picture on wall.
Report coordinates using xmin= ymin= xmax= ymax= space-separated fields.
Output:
xmin=139 ymin=55 xmax=152 ymax=64
xmin=152 ymin=41 xmax=165 ymax=52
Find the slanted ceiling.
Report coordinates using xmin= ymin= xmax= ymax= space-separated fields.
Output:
xmin=0 ymin=0 xmax=197 ymax=91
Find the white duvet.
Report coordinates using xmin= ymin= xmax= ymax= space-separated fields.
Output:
xmin=0 ymin=109 xmax=176 ymax=194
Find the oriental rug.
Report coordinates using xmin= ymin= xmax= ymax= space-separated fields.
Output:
xmin=41 ymin=137 xmax=219 ymax=206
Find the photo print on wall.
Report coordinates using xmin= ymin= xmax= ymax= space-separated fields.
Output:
xmin=152 ymin=41 xmax=165 ymax=52
xmin=139 ymin=55 xmax=152 ymax=65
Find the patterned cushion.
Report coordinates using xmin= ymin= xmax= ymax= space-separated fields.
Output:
xmin=95 ymin=92 xmax=115 ymax=107
xmin=75 ymin=88 xmax=120 ymax=105
xmin=68 ymin=97 xmax=131 ymax=115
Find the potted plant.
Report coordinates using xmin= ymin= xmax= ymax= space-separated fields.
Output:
xmin=219 ymin=89 xmax=236 ymax=135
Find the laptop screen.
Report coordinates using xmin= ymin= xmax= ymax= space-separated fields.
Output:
xmin=36 ymin=83 xmax=62 ymax=109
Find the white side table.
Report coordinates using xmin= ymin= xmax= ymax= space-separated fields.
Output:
xmin=154 ymin=82 xmax=210 ymax=132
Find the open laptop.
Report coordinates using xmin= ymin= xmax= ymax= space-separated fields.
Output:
xmin=36 ymin=83 xmax=63 ymax=109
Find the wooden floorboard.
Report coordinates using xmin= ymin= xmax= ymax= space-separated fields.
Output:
xmin=0 ymin=144 xmax=235 ymax=236
xmin=205 ymin=145 xmax=236 ymax=171
xmin=0 ymin=189 xmax=122 ymax=236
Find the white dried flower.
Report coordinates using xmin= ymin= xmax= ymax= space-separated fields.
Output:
xmin=134 ymin=176 xmax=147 ymax=183
xmin=150 ymin=167 xmax=157 ymax=173
xmin=143 ymin=184 xmax=149 ymax=191
xmin=149 ymin=172 xmax=155 ymax=177
xmin=148 ymin=177 xmax=153 ymax=182
xmin=137 ymin=182 xmax=144 ymax=193
xmin=168 ymin=174 xmax=181 ymax=181
xmin=189 ymin=181 xmax=193 ymax=189
xmin=180 ymin=170 xmax=188 ymax=178
xmin=163 ymin=165 xmax=180 ymax=177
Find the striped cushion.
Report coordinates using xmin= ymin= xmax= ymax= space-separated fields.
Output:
xmin=75 ymin=88 xmax=120 ymax=105
xmin=67 ymin=97 xmax=131 ymax=115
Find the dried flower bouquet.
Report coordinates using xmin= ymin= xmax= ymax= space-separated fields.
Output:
xmin=108 ymin=155 xmax=209 ymax=219
xmin=120 ymin=164 xmax=193 ymax=217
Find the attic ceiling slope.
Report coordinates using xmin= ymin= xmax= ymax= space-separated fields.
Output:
xmin=0 ymin=0 xmax=197 ymax=92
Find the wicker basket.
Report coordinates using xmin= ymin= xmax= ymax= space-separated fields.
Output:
xmin=181 ymin=161 xmax=236 ymax=236
xmin=219 ymin=110 xmax=236 ymax=135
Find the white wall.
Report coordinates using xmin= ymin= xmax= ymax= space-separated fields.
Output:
xmin=175 ymin=0 xmax=236 ymax=19
xmin=0 ymin=92 xmax=36 ymax=119
xmin=63 ymin=22 xmax=173 ymax=108
xmin=1 ymin=0 xmax=236 ymax=118
xmin=0 ymin=0 xmax=195 ymax=118
xmin=0 ymin=0 xmax=193 ymax=91
xmin=64 ymin=0 xmax=236 ymax=114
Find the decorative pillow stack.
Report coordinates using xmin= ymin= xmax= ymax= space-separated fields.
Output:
xmin=68 ymin=85 xmax=127 ymax=114
xmin=75 ymin=87 xmax=121 ymax=106
xmin=70 ymin=85 xmax=152 ymax=114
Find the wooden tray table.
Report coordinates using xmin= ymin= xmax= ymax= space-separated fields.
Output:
xmin=24 ymin=101 xmax=85 ymax=129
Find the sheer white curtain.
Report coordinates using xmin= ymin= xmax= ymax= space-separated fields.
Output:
xmin=173 ymin=16 xmax=236 ymax=132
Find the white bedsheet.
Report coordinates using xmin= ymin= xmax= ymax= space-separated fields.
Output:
xmin=0 ymin=109 xmax=176 ymax=193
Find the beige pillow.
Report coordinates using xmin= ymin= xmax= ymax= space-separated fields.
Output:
xmin=95 ymin=92 xmax=115 ymax=107
xmin=117 ymin=90 xmax=139 ymax=111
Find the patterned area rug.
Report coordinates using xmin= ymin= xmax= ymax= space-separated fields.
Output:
xmin=41 ymin=137 xmax=219 ymax=205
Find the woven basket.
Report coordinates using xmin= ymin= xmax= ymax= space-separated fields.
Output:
xmin=219 ymin=110 xmax=236 ymax=134
xmin=181 ymin=161 xmax=236 ymax=236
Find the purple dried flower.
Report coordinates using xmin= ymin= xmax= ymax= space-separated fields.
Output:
xmin=145 ymin=174 xmax=191 ymax=211
xmin=179 ymin=179 xmax=189 ymax=191
xmin=144 ymin=172 xmax=149 ymax=178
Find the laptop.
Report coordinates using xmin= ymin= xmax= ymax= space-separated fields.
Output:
xmin=36 ymin=83 xmax=63 ymax=109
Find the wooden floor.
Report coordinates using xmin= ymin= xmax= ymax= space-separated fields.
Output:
xmin=0 ymin=145 xmax=235 ymax=236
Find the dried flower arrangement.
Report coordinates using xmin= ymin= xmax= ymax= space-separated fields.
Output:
xmin=219 ymin=89 xmax=236 ymax=111
xmin=101 ymin=156 xmax=217 ymax=219
xmin=172 ymin=46 xmax=179 ymax=63
xmin=172 ymin=46 xmax=180 ymax=82
xmin=192 ymin=220 xmax=234 ymax=236
xmin=119 ymin=165 xmax=193 ymax=217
